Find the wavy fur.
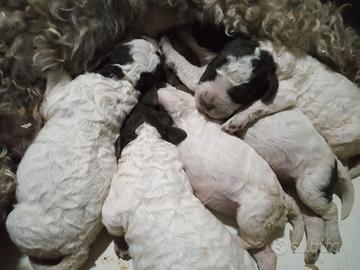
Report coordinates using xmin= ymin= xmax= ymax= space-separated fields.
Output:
xmin=0 ymin=0 xmax=359 ymax=222
xmin=197 ymin=0 xmax=360 ymax=84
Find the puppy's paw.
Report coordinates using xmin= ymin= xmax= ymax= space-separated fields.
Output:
xmin=221 ymin=117 xmax=248 ymax=134
xmin=323 ymin=236 xmax=342 ymax=254
xmin=305 ymin=249 xmax=320 ymax=265
xmin=160 ymin=36 xmax=173 ymax=54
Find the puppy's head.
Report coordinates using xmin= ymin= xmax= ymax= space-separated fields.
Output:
xmin=98 ymin=37 xmax=164 ymax=93
xmin=195 ymin=37 xmax=278 ymax=119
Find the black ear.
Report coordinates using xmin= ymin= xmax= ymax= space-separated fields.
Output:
xmin=162 ymin=126 xmax=187 ymax=145
xmin=261 ymin=71 xmax=278 ymax=103
xmin=141 ymin=88 xmax=160 ymax=107
xmin=98 ymin=64 xmax=125 ymax=80
xmin=135 ymin=72 xmax=154 ymax=94
xmin=259 ymin=51 xmax=279 ymax=103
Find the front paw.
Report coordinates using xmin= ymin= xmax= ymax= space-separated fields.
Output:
xmin=160 ymin=36 xmax=173 ymax=55
xmin=160 ymin=37 xmax=177 ymax=68
xmin=221 ymin=117 xmax=248 ymax=134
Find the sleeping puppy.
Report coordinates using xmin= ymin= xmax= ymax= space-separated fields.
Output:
xmin=158 ymin=85 xmax=304 ymax=270
xmin=102 ymin=90 xmax=257 ymax=270
xmin=162 ymin=33 xmax=360 ymax=166
xmin=160 ymin=36 xmax=354 ymax=264
xmin=223 ymin=39 xmax=360 ymax=163
xmin=5 ymin=38 xmax=162 ymax=270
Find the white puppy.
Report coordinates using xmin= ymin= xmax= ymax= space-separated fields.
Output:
xmin=6 ymin=38 xmax=162 ymax=270
xmin=158 ymin=85 xmax=304 ymax=270
xmin=160 ymin=37 xmax=354 ymax=264
xmin=102 ymin=92 xmax=257 ymax=270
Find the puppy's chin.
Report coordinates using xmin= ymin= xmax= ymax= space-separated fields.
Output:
xmin=203 ymin=110 xmax=226 ymax=120
xmin=199 ymin=104 xmax=236 ymax=120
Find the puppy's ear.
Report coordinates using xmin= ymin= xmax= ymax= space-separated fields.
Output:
xmin=163 ymin=126 xmax=187 ymax=145
xmin=259 ymin=51 xmax=279 ymax=103
xmin=261 ymin=71 xmax=278 ymax=103
xmin=98 ymin=64 xmax=125 ymax=80
xmin=141 ymin=88 xmax=160 ymax=106
xmin=135 ymin=72 xmax=154 ymax=94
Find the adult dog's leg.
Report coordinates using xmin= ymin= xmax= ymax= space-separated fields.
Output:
xmin=177 ymin=29 xmax=217 ymax=65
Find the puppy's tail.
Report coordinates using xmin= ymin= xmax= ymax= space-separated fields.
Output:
xmin=335 ymin=159 xmax=354 ymax=220
xmin=284 ymin=194 xmax=304 ymax=252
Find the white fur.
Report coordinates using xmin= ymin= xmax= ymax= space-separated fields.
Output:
xmin=158 ymin=86 xmax=304 ymax=270
xmin=102 ymin=122 xmax=257 ymax=270
xmin=5 ymin=72 xmax=139 ymax=270
xmin=240 ymin=108 xmax=352 ymax=255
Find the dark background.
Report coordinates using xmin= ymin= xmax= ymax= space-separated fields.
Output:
xmin=323 ymin=0 xmax=360 ymax=32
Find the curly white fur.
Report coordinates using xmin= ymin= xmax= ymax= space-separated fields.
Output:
xmin=158 ymin=85 xmax=304 ymax=270
xmin=5 ymin=71 xmax=139 ymax=270
xmin=1 ymin=0 xmax=359 ymax=221
xmin=5 ymin=37 xmax=163 ymax=270
xmin=102 ymin=122 xmax=257 ymax=270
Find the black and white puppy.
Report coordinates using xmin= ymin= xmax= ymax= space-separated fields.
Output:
xmin=161 ymin=35 xmax=278 ymax=119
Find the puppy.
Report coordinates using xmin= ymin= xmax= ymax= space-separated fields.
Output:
xmin=158 ymin=85 xmax=304 ymax=270
xmin=102 ymin=90 xmax=257 ymax=270
xmin=5 ymin=38 xmax=162 ymax=270
xmin=226 ymin=39 xmax=360 ymax=162
xmin=160 ymin=37 xmax=354 ymax=264
xmin=161 ymin=34 xmax=360 ymax=164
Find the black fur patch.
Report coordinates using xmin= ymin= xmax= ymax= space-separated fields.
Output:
xmin=97 ymin=43 xmax=133 ymax=79
xmin=191 ymin=23 xmax=233 ymax=53
xmin=199 ymin=56 xmax=228 ymax=82
xmin=116 ymin=89 xmax=187 ymax=157
xmin=199 ymin=36 xmax=258 ymax=83
xmin=228 ymin=50 xmax=279 ymax=106
xmin=321 ymin=160 xmax=339 ymax=202
xmin=134 ymin=63 xmax=166 ymax=94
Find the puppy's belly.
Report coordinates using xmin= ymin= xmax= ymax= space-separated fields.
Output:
xmin=193 ymin=187 xmax=238 ymax=216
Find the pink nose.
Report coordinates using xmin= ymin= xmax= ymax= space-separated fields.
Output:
xmin=200 ymin=97 xmax=215 ymax=111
